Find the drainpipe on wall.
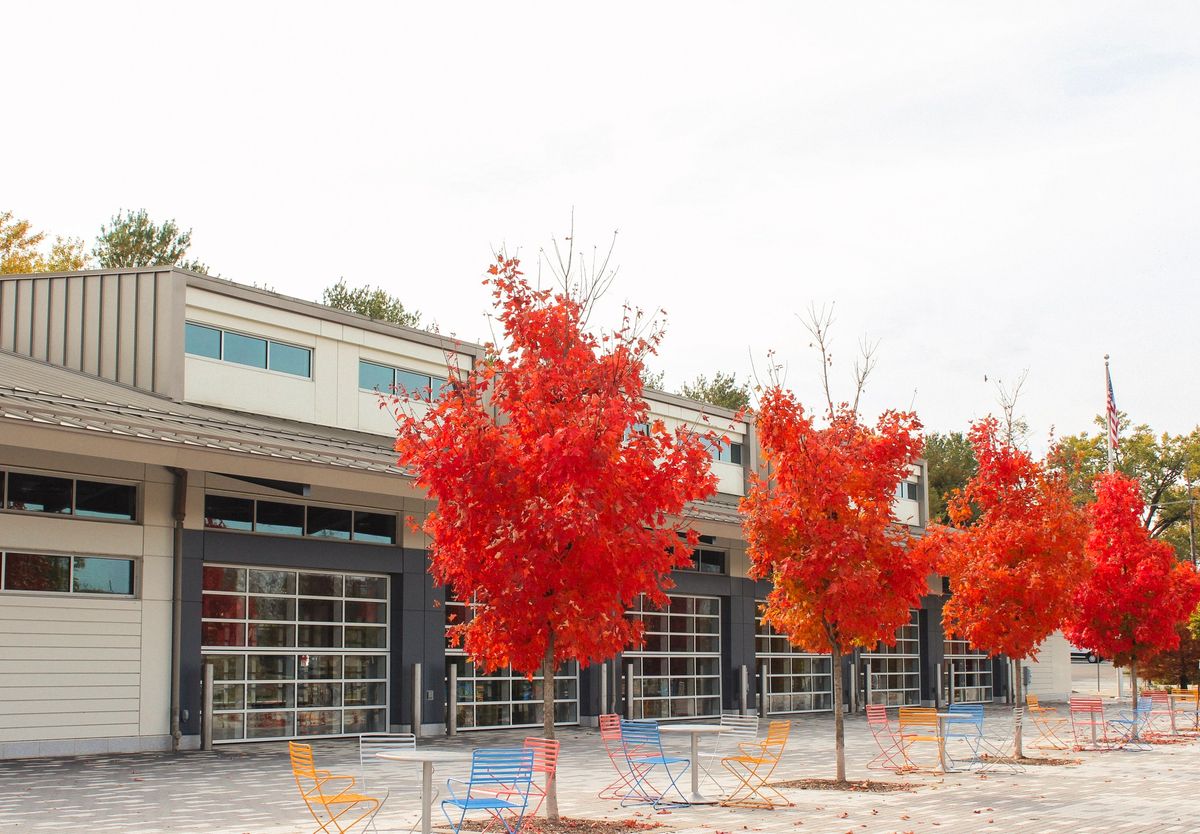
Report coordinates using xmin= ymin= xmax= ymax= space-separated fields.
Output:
xmin=168 ymin=467 xmax=188 ymax=753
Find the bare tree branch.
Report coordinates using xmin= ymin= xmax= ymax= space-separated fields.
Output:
xmin=995 ymin=369 xmax=1030 ymax=447
xmin=851 ymin=335 xmax=880 ymax=417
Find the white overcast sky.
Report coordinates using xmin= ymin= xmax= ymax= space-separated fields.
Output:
xmin=5 ymin=2 xmax=1199 ymax=443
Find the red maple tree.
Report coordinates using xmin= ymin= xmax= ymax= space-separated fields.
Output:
xmin=393 ymin=255 xmax=720 ymax=817
xmin=741 ymin=385 xmax=929 ymax=782
xmin=918 ymin=417 xmax=1090 ymax=755
xmin=1065 ymin=472 xmax=1200 ymax=715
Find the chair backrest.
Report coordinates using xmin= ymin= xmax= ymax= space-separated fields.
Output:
xmin=620 ymin=719 xmax=663 ymax=749
xmin=1025 ymin=694 xmax=1041 ymax=709
xmin=1069 ymin=696 xmax=1105 ymax=720
xmin=898 ymin=707 xmax=938 ymax=732
xmin=599 ymin=713 xmax=622 ymax=741
xmin=1135 ymin=695 xmax=1152 ymax=715
xmin=763 ymin=720 xmax=790 ymax=750
xmin=947 ymin=703 xmax=985 ymax=730
xmin=719 ymin=713 xmax=759 ymax=740
xmin=523 ymin=737 xmax=560 ymax=777
xmin=469 ymin=747 xmax=534 ymax=786
xmin=358 ymin=733 xmax=416 ymax=788
xmin=289 ymin=740 xmax=318 ymax=782
xmin=865 ymin=704 xmax=891 ymax=728
xmin=1142 ymin=690 xmax=1172 ymax=710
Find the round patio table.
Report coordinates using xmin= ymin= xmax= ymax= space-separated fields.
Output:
xmin=376 ymin=748 xmax=472 ymax=834
xmin=659 ymin=724 xmax=725 ymax=804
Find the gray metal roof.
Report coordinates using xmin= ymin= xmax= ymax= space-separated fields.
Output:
xmin=0 ymin=348 xmax=745 ymax=525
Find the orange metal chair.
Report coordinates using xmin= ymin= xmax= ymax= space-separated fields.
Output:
xmin=1168 ymin=686 xmax=1200 ymax=733
xmin=719 ymin=720 xmax=794 ymax=809
xmin=1025 ymin=694 xmax=1070 ymax=750
xmin=865 ymin=705 xmax=908 ymax=772
xmin=289 ymin=741 xmax=385 ymax=834
xmin=897 ymin=707 xmax=941 ymax=770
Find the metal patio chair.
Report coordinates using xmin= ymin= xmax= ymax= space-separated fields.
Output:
xmin=719 ymin=719 xmax=794 ymax=809
xmin=442 ymin=747 xmax=535 ymax=834
xmin=1068 ymin=695 xmax=1120 ymax=750
xmin=897 ymin=707 xmax=941 ymax=770
xmin=941 ymin=703 xmax=985 ymax=769
xmin=865 ymin=704 xmax=908 ymax=772
xmin=1026 ymin=694 xmax=1070 ymax=750
xmin=598 ymin=714 xmax=637 ymax=800
xmin=290 ymin=740 xmax=386 ymax=834
xmin=619 ymin=719 xmax=691 ymax=808
xmin=1108 ymin=696 xmax=1153 ymax=750
xmin=699 ymin=713 xmax=759 ymax=793
xmin=357 ymin=733 xmax=417 ymax=833
xmin=973 ymin=708 xmax=1027 ymax=775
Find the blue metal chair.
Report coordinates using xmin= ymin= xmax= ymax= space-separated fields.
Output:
xmin=1109 ymin=697 xmax=1154 ymax=750
xmin=943 ymin=704 xmax=985 ymax=768
xmin=619 ymin=719 xmax=690 ymax=808
xmin=442 ymin=748 xmax=535 ymax=834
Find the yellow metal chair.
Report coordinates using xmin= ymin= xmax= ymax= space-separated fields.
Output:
xmin=897 ymin=707 xmax=941 ymax=770
xmin=719 ymin=720 xmax=794 ymax=809
xmin=289 ymin=740 xmax=387 ymax=834
xmin=1026 ymin=694 xmax=1070 ymax=750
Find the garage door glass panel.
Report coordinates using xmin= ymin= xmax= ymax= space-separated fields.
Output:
xmin=626 ymin=594 xmax=722 ymax=720
xmin=203 ymin=565 xmax=388 ymax=742
xmin=756 ymin=603 xmax=833 ymax=714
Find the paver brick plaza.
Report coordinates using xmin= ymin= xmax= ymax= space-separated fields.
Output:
xmin=0 ymin=705 xmax=1195 ymax=834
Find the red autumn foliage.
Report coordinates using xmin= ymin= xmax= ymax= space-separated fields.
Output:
xmin=740 ymin=386 xmax=930 ymax=781
xmin=391 ymin=254 xmax=719 ymax=727
xmin=1065 ymin=472 xmax=1200 ymax=699
xmin=920 ymin=417 xmax=1090 ymax=663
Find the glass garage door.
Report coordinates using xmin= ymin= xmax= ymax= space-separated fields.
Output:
xmin=444 ymin=599 xmax=579 ymax=730
xmin=624 ymin=594 xmax=722 ymax=720
xmin=201 ymin=564 xmax=389 ymax=742
xmin=944 ymin=634 xmax=993 ymax=704
xmin=755 ymin=604 xmax=833 ymax=714
xmin=863 ymin=609 xmax=921 ymax=707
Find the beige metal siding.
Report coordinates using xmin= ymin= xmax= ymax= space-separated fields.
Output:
xmin=0 ymin=596 xmax=142 ymax=743
xmin=0 ymin=270 xmax=184 ymax=399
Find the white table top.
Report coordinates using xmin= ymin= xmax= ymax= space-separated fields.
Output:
xmin=375 ymin=749 xmax=473 ymax=763
xmin=936 ymin=712 xmax=975 ymax=719
xmin=659 ymin=724 xmax=724 ymax=734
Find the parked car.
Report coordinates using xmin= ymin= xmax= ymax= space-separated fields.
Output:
xmin=1070 ymin=646 xmax=1103 ymax=663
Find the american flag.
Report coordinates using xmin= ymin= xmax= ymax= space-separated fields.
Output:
xmin=1106 ymin=359 xmax=1119 ymax=463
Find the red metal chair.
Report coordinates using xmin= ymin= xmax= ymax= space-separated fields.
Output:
xmin=865 ymin=705 xmax=907 ymax=772
xmin=597 ymin=714 xmax=634 ymax=800
xmin=1068 ymin=695 xmax=1121 ymax=750
xmin=1140 ymin=690 xmax=1178 ymax=739
xmin=522 ymin=737 xmax=560 ymax=816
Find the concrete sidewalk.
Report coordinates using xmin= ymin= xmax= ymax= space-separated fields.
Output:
xmin=0 ymin=705 xmax=1196 ymax=834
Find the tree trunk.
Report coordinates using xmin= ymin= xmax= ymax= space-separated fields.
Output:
xmin=830 ymin=642 xmax=846 ymax=782
xmin=1013 ymin=658 xmax=1024 ymax=759
xmin=1130 ymin=661 xmax=1139 ymax=741
xmin=542 ymin=635 xmax=559 ymax=821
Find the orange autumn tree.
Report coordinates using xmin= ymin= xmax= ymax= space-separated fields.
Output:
xmin=1065 ymin=472 xmax=1200 ymax=718
xmin=393 ymin=255 xmax=719 ymax=818
xmin=919 ymin=417 xmax=1089 ymax=756
xmin=741 ymin=385 xmax=929 ymax=782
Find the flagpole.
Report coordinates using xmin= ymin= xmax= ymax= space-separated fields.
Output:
xmin=1105 ymin=354 xmax=1113 ymax=474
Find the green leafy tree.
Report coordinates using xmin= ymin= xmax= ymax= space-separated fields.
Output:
xmin=924 ymin=431 xmax=978 ymax=524
xmin=92 ymin=209 xmax=209 ymax=273
xmin=1 ymin=212 xmax=89 ymax=274
xmin=679 ymin=371 xmax=751 ymax=411
xmin=642 ymin=368 xmax=666 ymax=390
xmin=1054 ymin=416 xmax=1200 ymax=559
xmin=321 ymin=279 xmax=421 ymax=328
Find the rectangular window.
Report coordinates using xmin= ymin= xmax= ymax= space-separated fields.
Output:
xmin=896 ymin=482 xmax=919 ymax=501
xmin=395 ymin=369 xmax=433 ymax=399
xmin=1 ymin=552 xmax=135 ymax=596
xmin=3 ymin=553 xmax=70 ymax=592
xmin=205 ymin=495 xmax=254 ymax=531
xmin=256 ymin=501 xmax=304 ymax=536
xmin=72 ymin=556 xmax=135 ymax=595
xmin=186 ymin=321 xmax=312 ymax=379
xmin=75 ymin=480 xmax=137 ymax=521
xmin=222 ymin=332 xmax=268 ymax=369
xmin=359 ymin=361 xmax=395 ymax=392
xmin=185 ymin=322 xmax=222 ymax=359
xmin=691 ymin=548 xmax=727 ymax=574
xmin=728 ymin=442 xmax=743 ymax=465
xmin=703 ymin=439 xmax=744 ymax=464
xmin=352 ymin=512 xmax=397 ymax=544
xmin=6 ymin=472 xmax=73 ymax=514
xmin=306 ymin=506 xmax=352 ymax=540
xmin=269 ymin=342 xmax=312 ymax=378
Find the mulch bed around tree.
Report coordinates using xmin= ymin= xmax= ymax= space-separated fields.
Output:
xmin=440 ymin=818 xmax=662 ymax=834
xmin=770 ymin=778 xmax=915 ymax=792
xmin=978 ymin=755 xmax=1080 ymax=766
